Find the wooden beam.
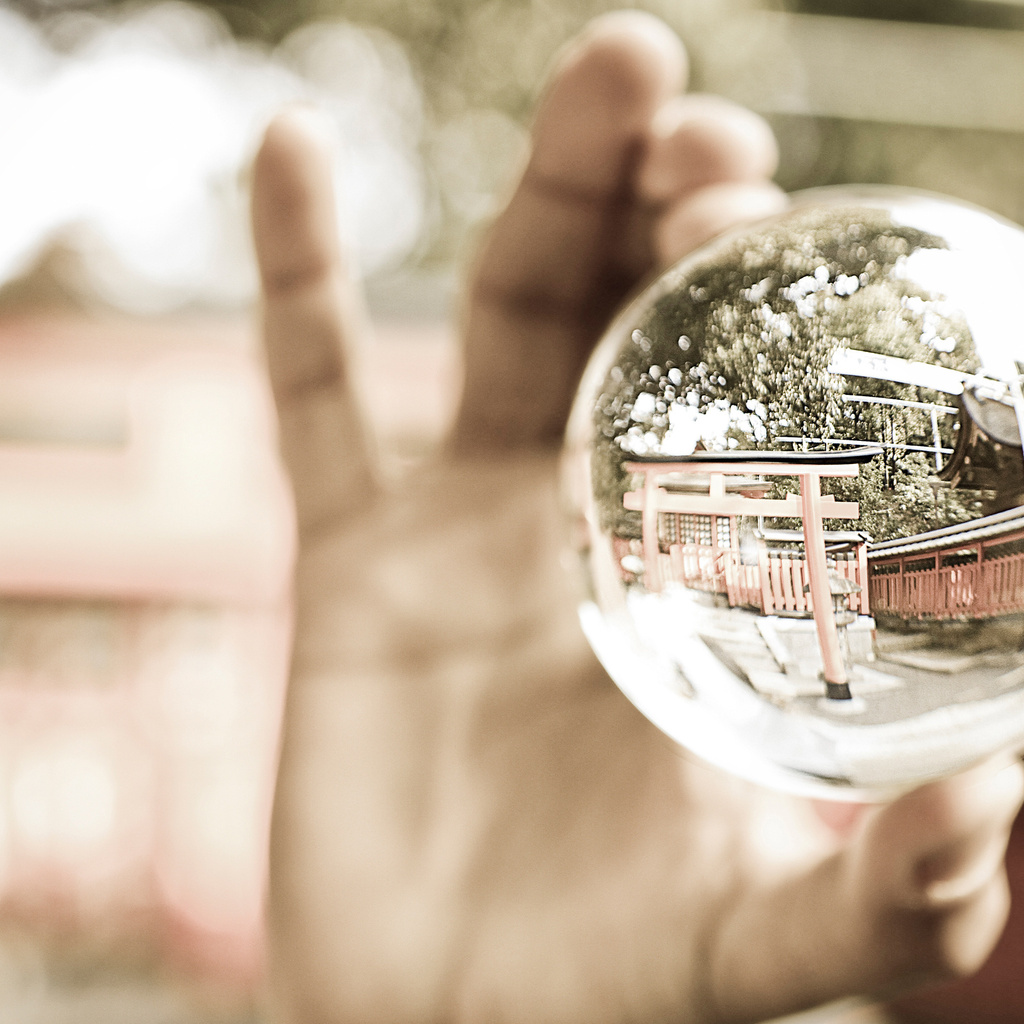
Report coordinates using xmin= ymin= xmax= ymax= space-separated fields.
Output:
xmin=624 ymin=491 xmax=860 ymax=519
xmin=641 ymin=471 xmax=662 ymax=592
xmin=625 ymin=460 xmax=862 ymax=478
xmin=801 ymin=472 xmax=849 ymax=691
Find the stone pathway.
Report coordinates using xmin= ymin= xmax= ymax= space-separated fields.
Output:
xmin=650 ymin=587 xmax=1024 ymax=726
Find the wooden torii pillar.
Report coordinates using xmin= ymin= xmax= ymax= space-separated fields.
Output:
xmin=623 ymin=447 xmax=881 ymax=699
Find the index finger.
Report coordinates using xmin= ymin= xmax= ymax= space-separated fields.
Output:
xmin=252 ymin=110 xmax=376 ymax=538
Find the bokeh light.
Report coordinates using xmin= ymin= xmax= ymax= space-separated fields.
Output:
xmin=0 ymin=1 xmax=425 ymax=312
xmin=0 ymin=314 xmax=293 ymax=1009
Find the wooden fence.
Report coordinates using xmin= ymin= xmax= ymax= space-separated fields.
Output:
xmin=758 ymin=551 xmax=868 ymax=616
xmin=654 ymin=545 xmax=869 ymax=616
xmin=869 ymin=549 xmax=1024 ymax=620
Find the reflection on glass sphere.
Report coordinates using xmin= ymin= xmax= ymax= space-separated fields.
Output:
xmin=564 ymin=186 xmax=1024 ymax=798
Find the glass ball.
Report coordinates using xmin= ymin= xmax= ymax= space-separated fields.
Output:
xmin=563 ymin=186 xmax=1024 ymax=799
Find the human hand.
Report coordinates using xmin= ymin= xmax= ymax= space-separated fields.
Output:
xmin=251 ymin=12 xmax=1024 ymax=1023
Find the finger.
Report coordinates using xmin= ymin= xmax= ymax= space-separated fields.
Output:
xmin=637 ymin=94 xmax=778 ymax=203
xmin=654 ymin=180 xmax=787 ymax=267
xmin=704 ymin=762 xmax=1024 ymax=1023
xmin=452 ymin=11 xmax=686 ymax=451
xmin=837 ymin=760 xmax=1024 ymax=994
xmin=475 ymin=11 xmax=685 ymax=307
xmin=860 ymin=759 xmax=1024 ymax=913
xmin=252 ymin=109 xmax=376 ymax=537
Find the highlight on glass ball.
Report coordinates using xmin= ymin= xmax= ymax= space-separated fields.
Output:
xmin=564 ymin=185 xmax=1024 ymax=798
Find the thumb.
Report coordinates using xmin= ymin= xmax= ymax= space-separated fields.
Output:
xmin=847 ymin=758 xmax=1024 ymax=979
xmin=705 ymin=760 xmax=1023 ymax=1024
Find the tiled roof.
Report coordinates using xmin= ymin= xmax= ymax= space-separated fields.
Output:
xmin=868 ymin=505 xmax=1024 ymax=558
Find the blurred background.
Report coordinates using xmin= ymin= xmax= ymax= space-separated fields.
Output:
xmin=0 ymin=0 xmax=1021 ymax=1021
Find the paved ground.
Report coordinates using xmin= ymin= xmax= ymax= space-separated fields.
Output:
xmin=651 ymin=588 xmax=1024 ymax=726
xmin=624 ymin=585 xmax=1024 ymax=788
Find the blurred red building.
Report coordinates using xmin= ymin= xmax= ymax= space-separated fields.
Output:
xmin=0 ymin=314 xmax=295 ymax=991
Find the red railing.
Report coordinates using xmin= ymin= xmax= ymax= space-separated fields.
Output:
xmin=757 ymin=552 xmax=867 ymax=616
xmin=869 ymin=550 xmax=1024 ymax=620
xmin=661 ymin=545 xmax=765 ymax=609
xmin=656 ymin=545 xmax=868 ymax=616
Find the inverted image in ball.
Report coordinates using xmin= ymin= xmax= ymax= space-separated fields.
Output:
xmin=564 ymin=185 xmax=1024 ymax=798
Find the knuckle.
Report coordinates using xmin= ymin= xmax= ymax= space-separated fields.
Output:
xmin=901 ymin=875 xmax=1011 ymax=983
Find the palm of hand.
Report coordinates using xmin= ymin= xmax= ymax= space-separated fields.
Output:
xmin=253 ymin=13 xmax=1024 ymax=1024
xmin=274 ymin=452 xmax=798 ymax=1022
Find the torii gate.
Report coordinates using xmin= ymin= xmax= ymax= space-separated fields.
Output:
xmin=623 ymin=447 xmax=881 ymax=700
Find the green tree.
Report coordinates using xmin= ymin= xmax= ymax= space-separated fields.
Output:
xmin=590 ymin=205 xmax=981 ymax=541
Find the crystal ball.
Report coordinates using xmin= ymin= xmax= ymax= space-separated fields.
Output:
xmin=563 ymin=185 xmax=1024 ymax=798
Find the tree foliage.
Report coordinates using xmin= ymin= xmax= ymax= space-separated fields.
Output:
xmin=590 ymin=205 xmax=982 ymax=542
